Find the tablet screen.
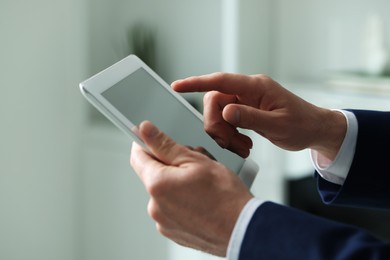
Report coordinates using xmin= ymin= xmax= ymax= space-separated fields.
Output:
xmin=101 ymin=67 xmax=244 ymax=171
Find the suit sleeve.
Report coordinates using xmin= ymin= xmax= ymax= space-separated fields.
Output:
xmin=239 ymin=110 xmax=390 ymax=259
xmin=317 ymin=110 xmax=390 ymax=209
xmin=239 ymin=202 xmax=390 ymax=259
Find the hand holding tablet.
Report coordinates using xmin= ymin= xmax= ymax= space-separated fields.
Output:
xmin=79 ymin=54 xmax=258 ymax=187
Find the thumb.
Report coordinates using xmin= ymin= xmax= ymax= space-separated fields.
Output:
xmin=222 ymin=104 xmax=275 ymax=134
xmin=138 ymin=121 xmax=191 ymax=165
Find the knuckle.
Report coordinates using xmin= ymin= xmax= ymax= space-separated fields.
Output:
xmin=147 ymin=199 xmax=161 ymax=221
xmin=145 ymin=166 xmax=176 ymax=199
xmin=129 ymin=155 xmax=135 ymax=168
xmin=240 ymin=108 xmax=255 ymax=126
xmin=210 ymin=72 xmax=228 ymax=87
xmin=156 ymin=224 xmax=173 ymax=240
xmin=254 ymin=73 xmax=270 ymax=80
xmin=203 ymin=120 xmax=217 ymax=136
xmin=210 ymin=71 xmax=225 ymax=80
xmin=147 ymin=176 xmax=166 ymax=198
xmin=203 ymin=91 xmax=212 ymax=103
xmin=203 ymin=91 xmax=218 ymax=104
xmin=254 ymin=74 xmax=274 ymax=88
xmin=141 ymin=166 xmax=166 ymax=198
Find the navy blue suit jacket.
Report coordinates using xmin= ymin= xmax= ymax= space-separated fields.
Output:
xmin=239 ymin=110 xmax=390 ymax=259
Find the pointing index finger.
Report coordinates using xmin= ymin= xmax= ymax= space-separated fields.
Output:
xmin=172 ymin=73 xmax=258 ymax=95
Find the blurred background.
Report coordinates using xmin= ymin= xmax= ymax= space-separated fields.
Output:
xmin=1 ymin=0 xmax=390 ymax=259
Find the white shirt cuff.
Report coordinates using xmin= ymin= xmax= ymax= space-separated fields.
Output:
xmin=226 ymin=198 xmax=264 ymax=260
xmin=310 ymin=110 xmax=358 ymax=185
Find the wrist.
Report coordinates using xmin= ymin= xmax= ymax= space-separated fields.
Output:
xmin=311 ymin=109 xmax=347 ymax=161
xmin=220 ymin=194 xmax=253 ymax=256
xmin=226 ymin=198 xmax=264 ymax=260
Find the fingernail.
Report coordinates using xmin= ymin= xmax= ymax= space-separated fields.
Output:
xmin=238 ymin=147 xmax=249 ymax=158
xmin=215 ymin=138 xmax=227 ymax=148
xmin=234 ymin=108 xmax=240 ymax=124
xmin=171 ymin=79 xmax=182 ymax=87
xmin=143 ymin=122 xmax=159 ymax=138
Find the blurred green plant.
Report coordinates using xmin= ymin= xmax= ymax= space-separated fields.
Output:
xmin=128 ymin=22 xmax=156 ymax=70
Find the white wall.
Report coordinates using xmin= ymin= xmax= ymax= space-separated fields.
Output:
xmin=0 ymin=0 xmax=87 ymax=259
xmin=237 ymin=0 xmax=272 ymax=75
xmin=270 ymin=0 xmax=390 ymax=81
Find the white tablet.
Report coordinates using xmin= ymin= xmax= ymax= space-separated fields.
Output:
xmin=79 ymin=54 xmax=258 ymax=187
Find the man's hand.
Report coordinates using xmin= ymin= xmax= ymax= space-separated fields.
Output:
xmin=130 ymin=121 xmax=253 ymax=256
xmin=172 ymin=73 xmax=347 ymax=161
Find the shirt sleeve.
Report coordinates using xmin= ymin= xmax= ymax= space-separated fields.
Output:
xmin=310 ymin=110 xmax=358 ymax=185
xmin=226 ymin=198 xmax=264 ymax=260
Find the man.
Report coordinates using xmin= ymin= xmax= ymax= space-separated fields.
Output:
xmin=130 ymin=72 xmax=390 ymax=259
